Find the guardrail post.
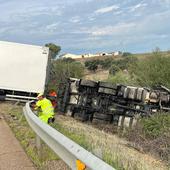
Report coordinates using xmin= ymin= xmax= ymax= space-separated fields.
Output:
xmin=35 ymin=134 xmax=42 ymax=157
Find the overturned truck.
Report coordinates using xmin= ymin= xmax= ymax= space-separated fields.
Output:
xmin=58 ymin=78 xmax=170 ymax=126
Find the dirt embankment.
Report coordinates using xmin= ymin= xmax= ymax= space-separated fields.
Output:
xmin=84 ymin=69 xmax=109 ymax=81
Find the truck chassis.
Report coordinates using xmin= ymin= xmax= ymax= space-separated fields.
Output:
xmin=57 ymin=78 xmax=170 ymax=127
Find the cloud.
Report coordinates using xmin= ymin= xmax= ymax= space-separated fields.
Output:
xmin=157 ymin=0 xmax=170 ymax=4
xmin=69 ymin=16 xmax=80 ymax=23
xmin=95 ymin=5 xmax=119 ymax=14
xmin=45 ymin=23 xmax=59 ymax=32
xmin=129 ymin=3 xmax=147 ymax=12
xmin=15 ymin=6 xmax=63 ymax=19
xmin=88 ymin=16 xmax=95 ymax=21
xmin=0 ymin=0 xmax=170 ymax=54
xmin=88 ymin=22 xmax=136 ymax=36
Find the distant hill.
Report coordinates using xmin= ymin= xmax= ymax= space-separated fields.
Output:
xmin=75 ymin=50 xmax=170 ymax=63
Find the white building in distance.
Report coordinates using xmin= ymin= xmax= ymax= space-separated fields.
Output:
xmin=60 ymin=51 xmax=122 ymax=59
xmin=60 ymin=53 xmax=82 ymax=59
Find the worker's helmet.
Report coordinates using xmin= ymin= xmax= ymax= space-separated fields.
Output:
xmin=37 ymin=93 xmax=44 ymax=98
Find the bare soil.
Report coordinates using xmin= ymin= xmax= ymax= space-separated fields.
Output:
xmin=84 ymin=69 xmax=109 ymax=81
xmin=0 ymin=111 xmax=35 ymax=170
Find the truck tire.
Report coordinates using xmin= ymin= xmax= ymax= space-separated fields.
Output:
xmin=0 ymin=95 xmax=5 ymax=101
xmin=0 ymin=90 xmax=5 ymax=95
xmin=80 ymin=80 xmax=97 ymax=87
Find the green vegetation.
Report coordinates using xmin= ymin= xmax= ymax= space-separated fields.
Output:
xmin=45 ymin=43 xmax=61 ymax=59
xmin=109 ymin=64 xmax=120 ymax=75
xmin=122 ymin=52 xmax=132 ymax=57
xmin=85 ymin=59 xmax=98 ymax=71
xmin=108 ymin=71 xmax=137 ymax=85
xmin=83 ymin=49 xmax=170 ymax=89
xmin=51 ymin=123 xmax=91 ymax=151
xmin=53 ymin=116 xmax=166 ymax=170
xmin=115 ymin=56 xmax=138 ymax=69
xmin=127 ymin=113 xmax=170 ymax=163
xmin=106 ymin=50 xmax=170 ymax=88
xmin=93 ymin=50 xmax=170 ymax=165
xmin=51 ymin=121 xmax=131 ymax=170
xmin=84 ymin=56 xmax=138 ymax=72
xmin=129 ymin=53 xmax=170 ymax=88
xmin=141 ymin=113 xmax=170 ymax=138
xmin=48 ymin=58 xmax=84 ymax=90
xmin=100 ymin=58 xmax=113 ymax=69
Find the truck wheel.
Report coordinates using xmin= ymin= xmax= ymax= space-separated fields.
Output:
xmin=0 ymin=95 xmax=6 ymax=101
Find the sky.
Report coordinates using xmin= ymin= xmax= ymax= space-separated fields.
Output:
xmin=0 ymin=0 xmax=170 ymax=55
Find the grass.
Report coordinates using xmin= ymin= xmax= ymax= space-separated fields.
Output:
xmin=53 ymin=115 xmax=169 ymax=170
xmin=51 ymin=123 xmax=91 ymax=151
xmin=1 ymin=103 xmax=60 ymax=169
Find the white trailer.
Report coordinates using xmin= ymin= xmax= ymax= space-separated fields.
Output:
xmin=0 ymin=41 xmax=51 ymax=101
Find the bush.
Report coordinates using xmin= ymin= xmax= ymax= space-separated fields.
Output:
xmin=48 ymin=59 xmax=84 ymax=90
xmin=122 ymin=52 xmax=132 ymax=57
xmin=141 ymin=113 xmax=170 ymax=138
xmin=129 ymin=52 xmax=170 ymax=88
xmin=127 ymin=113 xmax=170 ymax=162
xmin=108 ymin=71 xmax=137 ymax=85
xmin=109 ymin=64 xmax=120 ymax=75
xmin=84 ymin=57 xmax=138 ymax=71
xmin=100 ymin=58 xmax=113 ymax=69
xmin=112 ymin=56 xmax=138 ymax=70
xmin=85 ymin=60 xmax=98 ymax=71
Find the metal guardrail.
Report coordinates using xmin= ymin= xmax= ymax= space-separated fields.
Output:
xmin=23 ymin=102 xmax=115 ymax=170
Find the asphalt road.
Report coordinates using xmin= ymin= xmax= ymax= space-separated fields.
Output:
xmin=0 ymin=116 xmax=36 ymax=170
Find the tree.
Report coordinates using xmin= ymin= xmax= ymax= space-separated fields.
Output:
xmin=45 ymin=43 xmax=61 ymax=59
xmin=47 ymin=59 xmax=84 ymax=90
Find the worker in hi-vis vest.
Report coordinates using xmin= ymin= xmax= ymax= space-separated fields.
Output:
xmin=35 ymin=93 xmax=55 ymax=123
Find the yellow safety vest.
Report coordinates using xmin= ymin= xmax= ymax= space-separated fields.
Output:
xmin=36 ymin=98 xmax=54 ymax=117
